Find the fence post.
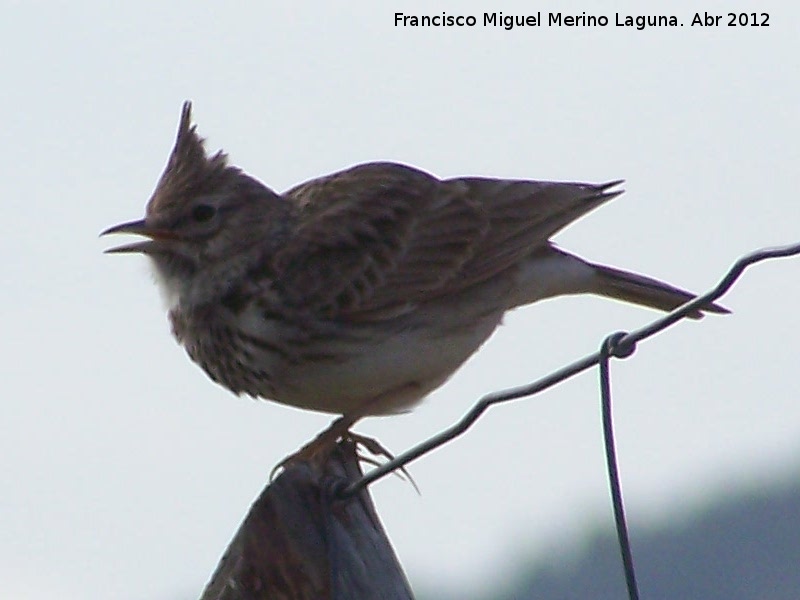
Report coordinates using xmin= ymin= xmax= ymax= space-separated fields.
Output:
xmin=199 ymin=440 xmax=415 ymax=600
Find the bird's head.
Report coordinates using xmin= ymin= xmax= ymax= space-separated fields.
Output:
xmin=102 ymin=101 xmax=293 ymax=306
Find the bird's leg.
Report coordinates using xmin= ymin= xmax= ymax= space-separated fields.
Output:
xmin=270 ymin=384 xmax=419 ymax=481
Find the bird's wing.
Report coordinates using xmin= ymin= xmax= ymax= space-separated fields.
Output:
xmin=275 ymin=162 xmax=622 ymax=320
xmin=450 ymin=176 xmax=623 ymax=285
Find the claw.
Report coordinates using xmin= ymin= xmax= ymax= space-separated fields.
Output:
xmin=269 ymin=427 xmax=419 ymax=494
xmin=269 ymin=426 xmax=342 ymax=481
xmin=346 ymin=431 xmax=419 ymax=494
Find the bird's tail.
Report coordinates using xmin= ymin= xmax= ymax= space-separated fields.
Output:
xmin=590 ymin=262 xmax=729 ymax=319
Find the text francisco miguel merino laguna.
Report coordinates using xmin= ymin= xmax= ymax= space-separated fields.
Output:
xmin=395 ymin=12 xmax=681 ymax=30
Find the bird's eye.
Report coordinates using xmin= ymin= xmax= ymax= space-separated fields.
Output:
xmin=191 ymin=204 xmax=216 ymax=223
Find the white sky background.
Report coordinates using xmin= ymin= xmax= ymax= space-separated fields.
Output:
xmin=2 ymin=1 xmax=798 ymax=598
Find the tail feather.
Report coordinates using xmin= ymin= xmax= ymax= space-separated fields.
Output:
xmin=591 ymin=263 xmax=730 ymax=319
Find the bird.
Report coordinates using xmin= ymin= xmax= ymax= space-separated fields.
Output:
xmin=103 ymin=101 xmax=727 ymax=463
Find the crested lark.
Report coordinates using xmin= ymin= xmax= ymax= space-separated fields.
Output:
xmin=103 ymin=102 xmax=726 ymax=451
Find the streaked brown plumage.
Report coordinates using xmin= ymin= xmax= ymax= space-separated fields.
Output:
xmin=103 ymin=102 xmax=727 ymax=422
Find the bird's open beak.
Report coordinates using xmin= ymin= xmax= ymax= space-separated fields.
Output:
xmin=101 ymin=218 xmax=175 ymax=254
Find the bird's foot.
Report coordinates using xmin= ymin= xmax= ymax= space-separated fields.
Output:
xmin=345 ymin=431 xmax=419 ymax=493
xmin=270 ymin=426 xmax=417 ymax=492
xmin=269 ymin=423 xmax=346 ymax=481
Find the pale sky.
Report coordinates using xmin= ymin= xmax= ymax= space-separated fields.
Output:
xmin=2 ymin=2 xmax=799 ymax=599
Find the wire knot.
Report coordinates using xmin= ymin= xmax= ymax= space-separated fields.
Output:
xmin=602 ymin=331 xmax=636 ymax=359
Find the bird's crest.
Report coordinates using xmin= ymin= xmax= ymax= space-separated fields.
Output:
xmin=147 ymin=101 xmax=238 ymax=214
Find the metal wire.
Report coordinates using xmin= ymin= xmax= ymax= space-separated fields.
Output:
xmin=339 ymin=241 xmax=800 ymax=499
xmin=600 ymin=332 xmax=640 ymax=600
